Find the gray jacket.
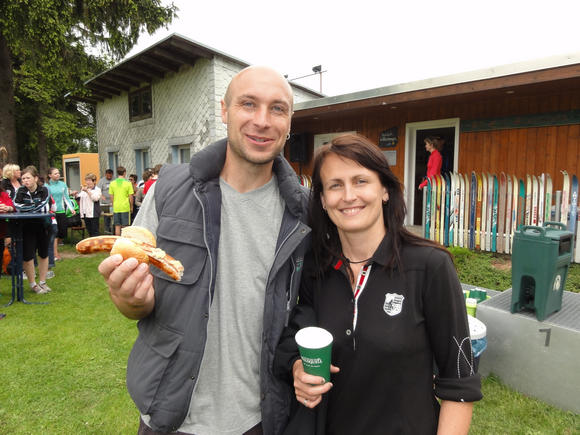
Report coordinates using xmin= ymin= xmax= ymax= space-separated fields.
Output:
xmin=126 ymin=139 xmax=311 ymax=434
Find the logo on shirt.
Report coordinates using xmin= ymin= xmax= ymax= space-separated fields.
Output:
xmin=383 ymin=293 xmax=404 ymax=316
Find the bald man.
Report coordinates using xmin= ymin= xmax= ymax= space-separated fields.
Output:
xmin=98 ymin=66 xmax=311 ymax=435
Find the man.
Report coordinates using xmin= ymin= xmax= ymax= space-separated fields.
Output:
xmin=97 ymin=169 xmax=114 ymax=233
xmin=108 ymin=166 xmax=134 ymax=236
xmin=98 ymin=66 xmax=310 ymax=435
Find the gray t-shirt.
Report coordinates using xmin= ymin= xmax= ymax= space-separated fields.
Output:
xmin=136 ymin=176 xmax=285 ymax=434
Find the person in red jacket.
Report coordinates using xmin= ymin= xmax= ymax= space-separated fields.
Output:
xmin=418 ymin=136 xmax=443 ymax=190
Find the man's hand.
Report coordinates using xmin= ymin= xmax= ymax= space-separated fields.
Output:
xmin=98 ymin=254 xmax=155 ymax=320
xmin=292 ymin=359 xmax=339 ymax=409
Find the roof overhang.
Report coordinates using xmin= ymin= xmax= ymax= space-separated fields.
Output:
xmin=293 ymin=53 xmax=580 ymax=120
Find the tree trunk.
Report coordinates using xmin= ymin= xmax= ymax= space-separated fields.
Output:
xmin=0 ymin=33 xmax=18 ymax=165
xmin=37 ymin=109 xmax=49 ymax=177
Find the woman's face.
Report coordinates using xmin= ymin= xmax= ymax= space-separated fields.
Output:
xmin=49 ymin=169 xmax=60 ymax=181
xmin=85 ymin=178 xmax=95 ymax=188
xmin=319 ymin=153 xmax=388 ymax=237
xmin=13 ymin=168 xmax=21 ymax=181
xmin=21 ymin=172 xmax=37 ymax=190
xmin=424 ymin=140 xmax=434 ymax=153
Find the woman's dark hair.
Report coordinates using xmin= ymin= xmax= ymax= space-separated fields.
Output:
xmin=309 ymin=133 xmax=449 ymax=278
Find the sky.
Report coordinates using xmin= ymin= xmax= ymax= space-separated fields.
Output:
xmin=126 ymin=0 xmax=580 ymax=97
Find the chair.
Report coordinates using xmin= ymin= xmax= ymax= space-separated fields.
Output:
xmin=68 ymin=224 xmax=86 ymax=245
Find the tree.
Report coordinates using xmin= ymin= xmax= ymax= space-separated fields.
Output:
xmin=0 ymin=0 xmax=176 ymax=173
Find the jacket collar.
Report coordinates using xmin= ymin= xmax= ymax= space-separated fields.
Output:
xmin=189 ymin=138 xmax=307 ymax=219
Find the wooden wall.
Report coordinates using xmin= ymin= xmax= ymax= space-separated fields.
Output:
xmin=289 ymin=85 xmax=580 ymax=193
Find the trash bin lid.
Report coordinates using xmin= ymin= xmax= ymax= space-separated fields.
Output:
xmin=468 ymin=315 xmax=486 ymax=339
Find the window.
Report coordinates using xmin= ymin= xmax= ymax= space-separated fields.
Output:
xmin=129 ymin=86 xmax=152 ymax=122
xmin=172 ymin=144 xmax=191 ymax=163
xmin=108 ymin=152 xmax=118 ymax=172
xmin=135 ymin=149 xmax=150 ymax=179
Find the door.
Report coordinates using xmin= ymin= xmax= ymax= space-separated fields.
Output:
xmin=404 ymin=119 xmax=460 ymax=226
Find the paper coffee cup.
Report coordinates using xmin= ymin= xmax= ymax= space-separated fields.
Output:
xmin=466 ymin=297 xmax=478 ymax=317
xmin=295 ymin=327 xmax=333 ymax=382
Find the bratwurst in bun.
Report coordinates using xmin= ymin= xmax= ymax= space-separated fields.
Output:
xmin=76 ymin=226 xmax=184 ymax=281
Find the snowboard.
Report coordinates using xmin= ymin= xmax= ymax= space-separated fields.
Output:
xmin=491 ymin=174 xmax=498 ymax=252
xmin=439 ymin=174 xmax=446 ymax=244
xmin=538 ymin=174 xmax=545 ymax=227
xmin=430 ymin=175 xmax=437 ymax=241
xmin=497 ymin=172 xmax=507 ymax=254
xmin=469 ymin=172 xmax=477 ymax=249
xmin=459 ymin=174 xmax=465 ymax=248
xmin=525 ymin=175 xmax=532 ymax=226
xmin=481 ymin=173 xmax=488 ymax=251
xmin=531 ymin=175 xmax=539 ymax=226
xmin=444 ymin=173 xmax=451 ymax=246
xmin=475 ymin=173 xmax=483 ymax=250
xmin=505 ymin=174 xmax=513 ymax=254
xmin=435 ymin=174 xmax=441 ymax=244
xmin=425 ymin=177 xmax=432 ymax=239
xmin=486 ymin=173 xmax=494 ymax=251
xmin=570 ymin=175 xmax=578 ymax=236
xmin=511 ymin=174 xmax=519 ymax=249
xmin=464 ymin=173 xmax=470 ymax=248
xmin=561 ymin=170 xmax=570 ymax=226
xmin=517 ymin=179 xmax=525 ymax=230
xmin=544 ymin=173 xmax=553 ymax=223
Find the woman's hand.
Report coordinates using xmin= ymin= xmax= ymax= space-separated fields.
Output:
xmin=292 ymin=359 xmax=339 ymax=409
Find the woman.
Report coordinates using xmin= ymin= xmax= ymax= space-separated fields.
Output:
xmin=275 ymin=134 xmax=481 ymax=434
xmin=14 ymin=166 xmax=52 ymax=294
xmin=418 ymin=136 xmax=443 ymax=190
xmin=76 ymin=173 xmax=101 ymax=237
xmin=128 ymin=174 xmax=139 ymax=223
xmin=0 ymin=183 xmax=15 ymax=275
xmin=1 ymin=163 xmax=22 ymax=199
xmin=46 ymin=167 xmax=75 ymax=261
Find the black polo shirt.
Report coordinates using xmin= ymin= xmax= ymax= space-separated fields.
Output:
xmin=278 ymin=235 xmax=482 ymax=434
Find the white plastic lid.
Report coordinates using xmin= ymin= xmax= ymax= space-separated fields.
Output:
xmin=468 ymin=315 xmax=486 ymax=339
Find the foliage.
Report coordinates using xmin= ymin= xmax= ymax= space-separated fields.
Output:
xmin=0 ymin=0 xmax=177 ymax=168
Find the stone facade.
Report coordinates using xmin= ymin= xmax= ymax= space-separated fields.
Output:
xmin=96 ymin=56 xmax=319 ymax=179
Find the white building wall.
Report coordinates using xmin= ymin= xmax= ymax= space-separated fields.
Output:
xmin=96 ymin=56 xmax=320 ymax=176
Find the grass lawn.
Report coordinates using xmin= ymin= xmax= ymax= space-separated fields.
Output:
xmin=0 ymin=245 xmax=578 ymax=434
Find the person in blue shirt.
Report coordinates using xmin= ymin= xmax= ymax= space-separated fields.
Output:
xmin=46 ymin=167 xmax=75 ymax=261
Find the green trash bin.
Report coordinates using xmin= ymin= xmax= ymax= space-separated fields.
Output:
xmin=511 ymin=222 xmax=573 ymax=321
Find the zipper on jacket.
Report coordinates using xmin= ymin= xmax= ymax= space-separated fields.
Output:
xmin=285 ymin=256 xmax=296 ymax=327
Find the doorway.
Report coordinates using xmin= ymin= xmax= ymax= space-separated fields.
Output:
xmin=404 ymin=118 xmax=460 ymax=226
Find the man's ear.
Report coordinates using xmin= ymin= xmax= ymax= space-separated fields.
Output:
xmin=220 ymin=99 xmax=227 ymax=124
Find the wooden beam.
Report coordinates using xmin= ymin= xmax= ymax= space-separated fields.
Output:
xmin=140 ymin=53 xmax=180 ymax=72
xmin=88 ymin=82 xmax=121 ymax=96
xmin=167 ymin=38 xmax=213 ymax=59
xmin=111 ymin=68 xmax=152 ymax=86
xmin=151 ymin=47 xmax=198 ymax=67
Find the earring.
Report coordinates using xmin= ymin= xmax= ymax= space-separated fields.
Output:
xmin=286 ymin=133 xmax=291 ymax=140
xmin=382 ymin=199 xmax=388 ymax=204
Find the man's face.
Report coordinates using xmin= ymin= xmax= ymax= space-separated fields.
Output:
xmin=221 ymin=67 xmax=293 ymax=167
xmin=106 ymin=172 xmax=113 ymax=180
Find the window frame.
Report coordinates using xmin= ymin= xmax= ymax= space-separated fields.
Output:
xmin=129 ymin=86 xmax=153 ymax=122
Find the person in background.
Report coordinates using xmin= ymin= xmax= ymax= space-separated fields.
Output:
xmin=0 ymin=182 xmax=12 ymax=320
xmin=1 ymin=163 xmax=22 ymax=200
xmin=109 ymin=166 xmax=133 ymax=236
xmin=133 ymin=170 xmax=149 ymax=220
xmin=47 ymin=168 xmax=76 ymax=262
xmin=97 ymin=169 xmax=114 ymax=234
xmin=142 ymin=163 xmax=162 ymax=195
xmin=128 ymin=174 xmax=139 ymax=223
xmin=275 ymin=133 xmax=481 ymax=434
xmin=14 ymin=166 xmax=52 ymax=294
xmin=76 ymin=173 xmax=102 ymax=237
xmin=418 ymin=136 xmax=443 ymax=190
xmin=97 ymin=66 xmax=310 ymax=435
